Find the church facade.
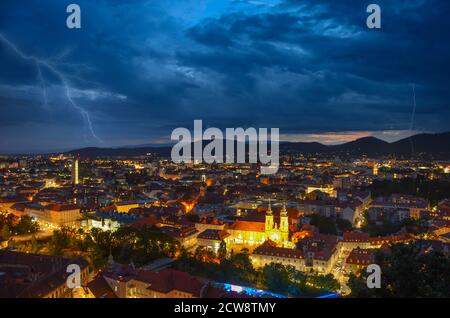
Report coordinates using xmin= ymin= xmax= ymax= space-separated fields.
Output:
xmin=227 ymin=202 xmax=294 ymax=249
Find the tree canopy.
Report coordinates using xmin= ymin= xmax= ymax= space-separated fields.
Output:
xmin=348 ymin=242 xmax=450 ymax=297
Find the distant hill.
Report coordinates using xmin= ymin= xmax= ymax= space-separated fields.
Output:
xmin=65 ymin=132 xmax=450 ymax=159
xmin=390 ymin=132 xmax=450 ymax=156
xmin=330 ymin=136 xmax=390 ymax=154
xmin=279 ymin=132 xmax=450 ymax=158
xmin=66 ymin=146 xmax=171 ymax=158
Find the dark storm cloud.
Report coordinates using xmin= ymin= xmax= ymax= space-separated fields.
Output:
xmin=0 ymin=0 xmax=449 ymax=152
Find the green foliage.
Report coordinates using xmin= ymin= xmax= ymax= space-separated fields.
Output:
xmin=348 ymin=242 xmax=450 ymax=297
xmin=262 ymin=263 xmax=292 ymax=293
xmin=225 ymin=251 xmax=256 ymax=284
xmin=13 ymin=215 xmax=40 ymax=234
xmin=49 ymin=228 xmax=71 ymax=255
xmin=175 ymin=250 xmax=340 ymax=297
xmin=309 ymin=214 xmax=352 ymax=235
xmin=361 ymin=219 xmax=403 ymax=237
xmin=310 ymin=215 xmax=337 ymax=235
xmin=362 ymin=217 xmax=428 ymax=236
xmin=218 ymin=240 xmax=227 ymax=261
xmin=30 ymin=234 xmax=39 ymax=253
xmin=41 ymin=224 xmax=180 ymax=269
xmin=186 ymin=213 xmax=200 ymax=223
xmin=175 ymin=250 xmax=257 ymax=287
xmin=336 ymin=218 xmax=353 ymax=232
xmin=87 ymin=225 xmax=179 ymax=269
xmin=368 ymin=176 xmax=450 ymax=205
xmin=1 ymin=224 xmax=11 ymax=240
xmin=308 ymin=273 xmax=340 ymax=292
xmin=0 ymin=213 xmax=39 ymax=236
xmin=261 ymin=263 xmax=339 ymax=296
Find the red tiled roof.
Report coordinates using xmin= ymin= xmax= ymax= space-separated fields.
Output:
xmin=197 ymin=229 xmax=230 ymax=241
xmin=0 ymin=251 xmax=88 ymax=298
xmin=46 ymin=204 xmax=78 ymax=212
xmin=87 ymin=275 xmax=117 ymax=298
xmin=343 ymin=231 xmax=410 ymax=245
xmin=132 ymin=215 xmax=160 ymax=228
xmin=301 ymin=233 xmax=338 ymax=261
xmin=343 ymin=231 xmax=370 ymax=242
xmin=253 ymin=242 xmax=304 ymax=259
xmin=345 ymin=248 xmax=375 ymax=265
xmin=135 ymin=269 xmax=234 ymax=297
xmin=0 ymin=197 xmax=27 ymax=203
xmin=369 ymin=233 xmax=410 ymax=245
xmin=228 ymin=220 xmax=266 ymax=232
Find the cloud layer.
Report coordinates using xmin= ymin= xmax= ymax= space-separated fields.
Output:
xmin=0 ymin=0 xmax=449 ymax=152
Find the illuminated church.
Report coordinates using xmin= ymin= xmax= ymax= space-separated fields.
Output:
xmin=227 ymin=201 xmax=294 ymax=249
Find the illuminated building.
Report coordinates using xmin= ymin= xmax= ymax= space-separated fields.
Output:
xmin=340 ymin=231 xmax=411 ymax=253
xmin=24 ymin=203 xmax=81 ymax=228
xmin=373 ymin=162 xmax=379 ymax=176
xmin=344 ymin=247 xmax=376 ymax=273
xmin=72 ymin=159 xmax=79 ymax=185
xmin=306 ymin=185 xmax=335 ymax=197
xmin=251 ymin=243 xmax=305 ymax=271
xmin=159 ymin=225 xmax=199 ymax=250
xmin=113 ymin=201 xmax=140 ymax=213
xmin=369 ymin=194 xmax=429 ymax=220
xmin=251 ymin=232 xmax=340 ymax=274
xmin=102 ymin=267 xmax=237 ymax=298
xmin=197 ymin=229 xmax=230 ymax=253
xmin=227 ymin=200 xmax=293 ymax=248
xmin=44 ymin=178 xmax=58 ymax=188
xmin=0 ymin=250 xmax=89 ymax=298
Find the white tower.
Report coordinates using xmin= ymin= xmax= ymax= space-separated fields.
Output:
xmin=373 ymin=162 xmax=379 ymax=176
xmin=72 ymin=159 xmax=79 ymax=185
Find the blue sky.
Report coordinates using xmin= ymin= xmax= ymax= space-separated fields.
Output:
xmin=0 ymin=0 xmax=449 ymax=153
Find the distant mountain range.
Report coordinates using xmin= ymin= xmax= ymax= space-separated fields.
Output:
xmin=66 ymin=132 xmax=450 ymax=159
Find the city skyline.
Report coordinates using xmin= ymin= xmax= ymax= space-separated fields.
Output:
xmin=1 ymin=0 xmax=449 ymax=153
xmin=1 ymin=0 xmax=450 ymax=303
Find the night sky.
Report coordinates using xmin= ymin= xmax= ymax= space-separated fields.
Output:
xmin=0 ymin=0 xmax=449 ymax=153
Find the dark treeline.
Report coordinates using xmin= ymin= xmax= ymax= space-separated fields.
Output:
xmin=348 ymin=242 xmax=450 ymax=297
xmin=368 ymin=176 xmax=450 ymax=205
xmin=175 ymin=247 xmax=340 ymax=297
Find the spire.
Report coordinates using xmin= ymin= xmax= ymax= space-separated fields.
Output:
xmin=267 ymin=198 xmax=273 ymax=215
xmin=281 ymin=202 xmax=288 ymax=217
xmin=265 ymin=198 xmax=274 ymax=231
xmin=280 ymin=202 xmax=289 ymax=234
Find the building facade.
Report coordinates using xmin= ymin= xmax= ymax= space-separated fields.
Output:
xmin=227 ymin=202 xmax=292 ymax=248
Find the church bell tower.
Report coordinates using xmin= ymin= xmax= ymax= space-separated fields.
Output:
xmin=265 ymin=199 xmax=274 ymax=231
xmin=280 ymin=202 xmax=289 ymax=241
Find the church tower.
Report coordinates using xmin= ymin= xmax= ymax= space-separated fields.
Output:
xmin=280 ymin=202 xmax=289 ymax=242
xmin=265 ymin=199 xmax=274 ymax=232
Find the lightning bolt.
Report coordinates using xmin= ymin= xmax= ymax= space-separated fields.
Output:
xmin=409 ymin=84 xmax=417 ymax=156
xmin=0 ymin=33 xmax=104 ymax=144
xmin=410 ymin=84 xmax=416 ymax=131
